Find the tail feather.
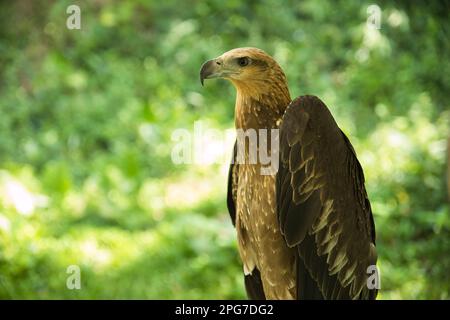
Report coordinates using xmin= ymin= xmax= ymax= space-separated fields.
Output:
xmin=244 ymin=268 xmax=266 ymax=300
xmin=297 ymin=257 xmax=324 ymax=300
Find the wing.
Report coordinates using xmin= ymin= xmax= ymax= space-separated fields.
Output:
xmin=276 ymin=95 xmax=377 ymax=299
xmin=227 ymin=142 xmax=266 ymax=299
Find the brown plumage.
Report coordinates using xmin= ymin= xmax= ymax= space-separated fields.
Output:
xmin=200 ymin=47 xmax=377 ymax=300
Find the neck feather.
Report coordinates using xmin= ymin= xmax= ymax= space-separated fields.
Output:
xmin=233 ymin=79 xmax=291 ymax=130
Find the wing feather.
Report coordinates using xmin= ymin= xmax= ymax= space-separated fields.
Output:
xmin=276 ymin=95 xmax=378 ymax=299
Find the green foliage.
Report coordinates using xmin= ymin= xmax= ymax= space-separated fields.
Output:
xmin=0 ymin=0 xmax=448 ymax=299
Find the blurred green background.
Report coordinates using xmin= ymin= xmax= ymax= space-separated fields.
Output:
xmin=0 ymin=0 xmax=449 ymax=299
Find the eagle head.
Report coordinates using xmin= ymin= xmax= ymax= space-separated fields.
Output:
xmin=200 ymin=47 xmax=290 ymax=102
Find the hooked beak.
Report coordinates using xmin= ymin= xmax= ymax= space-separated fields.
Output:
xmin=200 ymin=59 xmax=221 ymax=86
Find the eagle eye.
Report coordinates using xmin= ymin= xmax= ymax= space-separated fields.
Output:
xmin=237 ymin=57 xmax=250 ymax=67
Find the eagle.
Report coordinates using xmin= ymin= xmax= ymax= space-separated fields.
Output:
xmin=200 ymin=47 xmax=377 ymax=300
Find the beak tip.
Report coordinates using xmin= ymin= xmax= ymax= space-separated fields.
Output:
xmin=200 ymin=59 xmax=216 ymax=87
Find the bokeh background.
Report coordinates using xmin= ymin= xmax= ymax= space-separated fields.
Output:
xmin=0 ymin=0 xmax=449 ymax=299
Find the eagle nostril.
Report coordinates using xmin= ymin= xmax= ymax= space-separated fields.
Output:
xmin=216 ymin=60 xmax=221 ymax=65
